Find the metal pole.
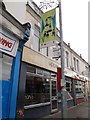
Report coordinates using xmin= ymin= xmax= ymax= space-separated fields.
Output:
xmin=58 ymin=1 xmax=67 ymax=118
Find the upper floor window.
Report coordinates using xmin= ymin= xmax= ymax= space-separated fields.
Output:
xmin=85 ymin=66 xmax=88 ymax=70
xmin=31 ymin=24 xmax=40 ymax=51
xmin=76 ymin=59 xmax=79 ymax=72
xmin=40 ymin=47 xmax=48 ymax=56
xmin=73 ymin=57 xmax=79 ymax=72
xmin=65 ymin=51 xmax=69 ymax=68
xmin=73 ymin=57 xmax=76 ymax=71
xmin=34 ymin=24 xmax=40 ymax=38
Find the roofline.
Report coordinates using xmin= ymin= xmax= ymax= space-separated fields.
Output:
xmin=0 ymin=2 xmax=26 ymax=33
xmin=64 ymin=41 xmax=88 ymax=65
xmin=26 ymin=1 xmax=89 ymax=65
xmin=26 ymin=1 xmax=88 ymax=65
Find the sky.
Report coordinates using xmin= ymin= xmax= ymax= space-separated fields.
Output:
xmin=3 ymin=0 xmax=89 ymax=62
xmin=33 ymin=0 xmax=89 ymax=62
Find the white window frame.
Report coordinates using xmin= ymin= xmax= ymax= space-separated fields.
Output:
xmin=65 ymin=51 xmax=69 ymax=68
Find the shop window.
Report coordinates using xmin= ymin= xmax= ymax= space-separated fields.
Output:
xmin=51 ymin=73 xmax=57 ymax=79
xmin=27 ymin=65 xmax=36 ymax=74
xmin=36 ymin=68 xmax=43 ymax=75
xmin=0 ymin=53 xmax=13 ymax=80
xmin=75 ymin=81 xmax=84 ymax=94
xmin=65 ymin=77 xmax=72 ymax=92
xmin=43 ymin=70 xmax=51 ymax=78
xmin=52 ymin=80 xmax=57 ymax=96
xmin=66 ymin=82 xmax=71 ymax=92
xmin=42 ymin=78 xmax=50 ymax=102
xmin=25 ymin=68 xmax=50 ymax=106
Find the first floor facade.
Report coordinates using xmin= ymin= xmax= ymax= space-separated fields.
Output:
xmin=16 ymin=46 xmax=88 ymax=118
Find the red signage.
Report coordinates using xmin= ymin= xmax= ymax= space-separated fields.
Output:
xmin=0 ymin=31 xmax=19 ymax=57
xmin=57 ymin=67 xmax=61 ymax=91
xmin=0 ymin=37 xmax=13 ymax=49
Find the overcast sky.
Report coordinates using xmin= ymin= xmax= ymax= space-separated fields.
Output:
xmin=33 ymin=0 xmax=88 ymax=62
xmin=4 ymin=0 xmax=89 ymax=62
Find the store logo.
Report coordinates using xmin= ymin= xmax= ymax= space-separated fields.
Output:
xmin=49 ymin=61 xmax=58 ymax=68
xmin=0 ymin=32 xmax=16 ymax=52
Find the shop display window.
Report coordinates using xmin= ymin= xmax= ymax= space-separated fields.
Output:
xmin=0 ymin=53 xmax=13 ymax=80
xmin=25 ymin=65 xmax=50 ymax=106
xmin=65 ymin=77 xmax=72 ymax=93
xmin=51 ymin=73 xmax=57 ymax=79
xmin=75 ymin=81 xmax=85 ymax=94
xmin=52 ymin=80 xmax=57 ymax=96
xmin=27 ymin=65 xmax=36 ymax=74
xmin=36 ymin=68 xmax=43 ymax=75
xmin=66 ymin=82 xmax=71 ymax=92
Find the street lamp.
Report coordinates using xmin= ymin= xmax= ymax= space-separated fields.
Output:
xmin=39 ymin=0 xmax=67 ymax=118
xmin=57 ymin=0 xmax=67 ymax=118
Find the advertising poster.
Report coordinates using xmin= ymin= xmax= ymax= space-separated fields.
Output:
xmin=40 ymin=9 xmax=56 ymax=48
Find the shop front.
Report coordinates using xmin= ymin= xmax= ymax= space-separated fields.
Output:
xmin=73 ymin=74 xmax=87 ymax=104
xmin=0 ymin=29 xmax=18 ymax=119
xmin=64 ymin=68 xmax=87 ymax=105
xmin=24 ymin=65 xmax=58 ymax=118
xmin=0 ymin=4 xmax=30 ymax=119
xmin=16 ymin=47 xmax=75 ymax=118
xmin=16 ymin=46 xmax=59 ymax=118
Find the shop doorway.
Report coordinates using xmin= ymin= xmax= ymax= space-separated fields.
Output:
xmin=51 ymin=79 xmax=58 ymax=112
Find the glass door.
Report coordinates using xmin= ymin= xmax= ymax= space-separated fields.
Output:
xmin=51 ymin=79 xmax=58 ymax=112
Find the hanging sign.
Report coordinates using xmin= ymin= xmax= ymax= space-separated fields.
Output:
xmin=0 ymin=32 xmax=19 ymax=57
xmin=52 ymin=47 xmax=61 ymax=59
xmin=40 ymin=8 xmax=56 ymax=48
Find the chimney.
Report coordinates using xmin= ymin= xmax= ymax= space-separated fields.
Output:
xmin=80 ymin=54 xmax=82 ymax=58
xmin=68 ymin=43 xmax=70 ymax=47
xmin=0 ymin=1 xmax=6 ymax=10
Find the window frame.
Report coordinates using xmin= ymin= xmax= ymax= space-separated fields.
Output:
xmin=76 ymin=59 xmax=79 ymax=72
xmin=65 ymin=51 xmax=69 ymax=68
xmin=25 ymin=65 xmax=51 ymax=106
xmin=33 ymin=24 xmax=40 ymax=51
xmin=0 ymin=52 xmax=13 ymax=80
xmin=73 ymin=57 xmax=76 ymax=71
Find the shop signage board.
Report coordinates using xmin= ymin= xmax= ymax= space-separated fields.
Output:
xmin=52 ymin=47 xmax=61 ymax=59
xmin=0 ymin=31 xmax=19 ymax=57
xmin=40 ymin=8 xmax=56 ymax=48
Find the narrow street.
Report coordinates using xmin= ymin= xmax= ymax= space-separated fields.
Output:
xmin=0 ymin=1 xmax=89 ymax=119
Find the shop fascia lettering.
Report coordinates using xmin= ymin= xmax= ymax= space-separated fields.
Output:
xmin=74 ymin=74 xmax=87 ymax=82
xmin=0 ymin=36 xmax=13 ymax=49
xmin=49 ymin=61 xmax=58 ymax=68
xmin=0 ymin=32 xmax=19 ymax=57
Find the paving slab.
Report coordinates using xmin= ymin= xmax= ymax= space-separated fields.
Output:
xmin=42 ymin=101 xmax=90 ymax=119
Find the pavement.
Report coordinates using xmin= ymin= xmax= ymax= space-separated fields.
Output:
xmin=42 ymin=101 xmax=90 ymax=119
